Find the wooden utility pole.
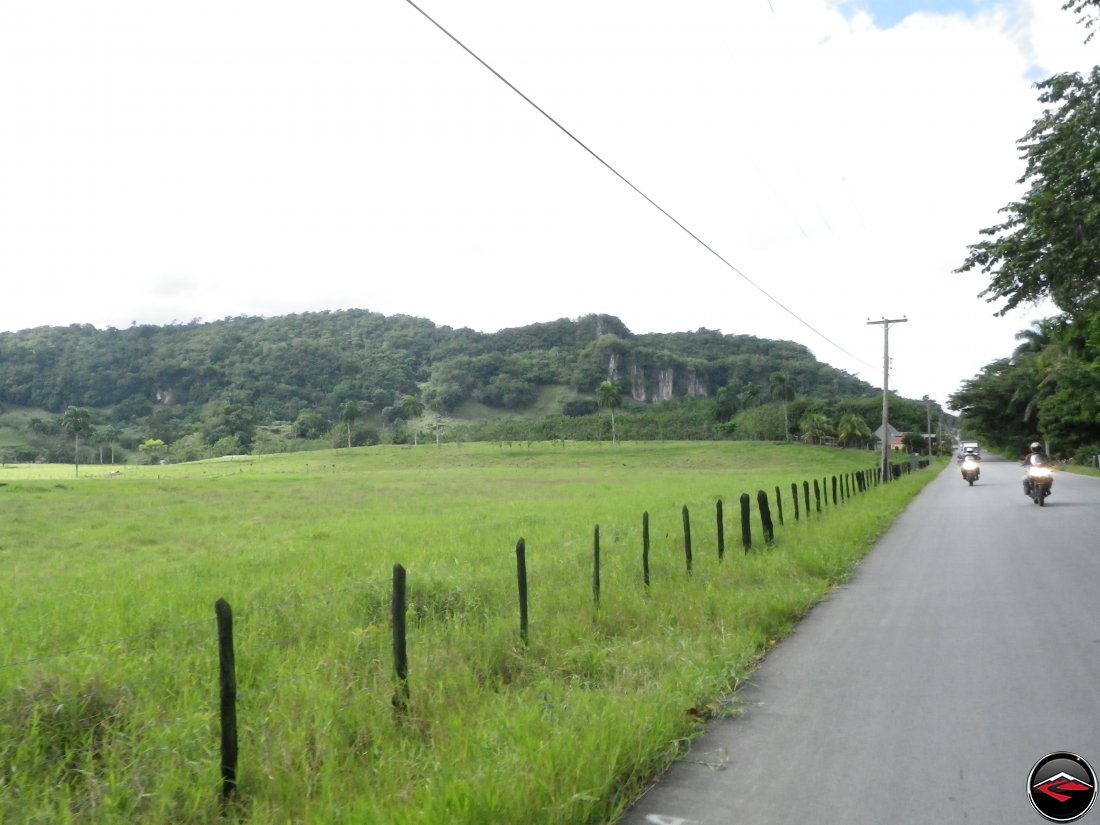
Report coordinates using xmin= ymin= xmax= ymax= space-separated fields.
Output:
xmin=867 ymin=317 xmax=907 ymax=483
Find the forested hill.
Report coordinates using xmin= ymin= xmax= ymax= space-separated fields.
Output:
xmin=0 ymin=310 xmax=867 ymax=415
xmin=0 ymin=310 xmax=887 ymax=460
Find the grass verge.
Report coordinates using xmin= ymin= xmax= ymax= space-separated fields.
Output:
xmin=1 ymin=442 xmax=937 ymax=824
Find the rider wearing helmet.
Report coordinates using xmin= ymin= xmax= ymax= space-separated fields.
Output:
xmin=1022 ymin=441 xmax=1053 ymax=494
xmin=1022 ymin=441 xmax=1051 ymax=464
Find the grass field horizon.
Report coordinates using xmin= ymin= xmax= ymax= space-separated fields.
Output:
xmin=1 ymin=441 xmax=941 ymax=823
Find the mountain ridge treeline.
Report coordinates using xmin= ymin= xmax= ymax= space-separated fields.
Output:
xmin=0 ymin=310 xmax=940 ymax=462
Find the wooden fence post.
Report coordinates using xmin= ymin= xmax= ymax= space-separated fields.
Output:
xmin=214 ymin=598 xmax=238 ymax=804
xmin=516 ymin=539 xmax=529 ymax=645
xmin=813 ymin=479 xmax=821 ymax=513
xmin=682 ymin=505 xmax=693 ymax=575
xmin=774 ymin=485 xmax=784 ymax=526
xmin=642 ymin=512 xmax=651 ymax=589
xmin=716 ymin=499 xmax=725 ymax=561
xmin=803 ymin=481 xmax=811 ymax=518
xmin=791 ymin=482 xmax=800 ymax=521
xmin=740 ymin=493 xmax=752 ymax=553
xmin=392 ymin=564 xmax=410 ymax=714
xmin=592 ymin=525 xmax=601 ymax=609
xmin=757 ymin=490 xmax=774 ymax=545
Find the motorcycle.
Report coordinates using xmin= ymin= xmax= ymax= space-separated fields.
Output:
xmin=1023 ymin=458 xmax=1054 ymax=506
xmin=960 ymin=456 xmax=980 ymax=486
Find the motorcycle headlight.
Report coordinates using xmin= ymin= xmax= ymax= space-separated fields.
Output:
xmin=1028 ymin=467 xmax=1053 ymax=478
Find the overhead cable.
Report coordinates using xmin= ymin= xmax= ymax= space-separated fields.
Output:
xmin=403 ymin=0 xmax=871 ymax=367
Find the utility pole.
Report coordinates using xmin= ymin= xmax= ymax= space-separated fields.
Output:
xmin=867 ymin=316 xmax=907 ymax=483
xmin=923 ymin=395 xmax=933 ymax=458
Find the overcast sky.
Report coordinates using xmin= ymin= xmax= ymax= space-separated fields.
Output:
xmin=0 ymin=1 xmax=1094 ymax=408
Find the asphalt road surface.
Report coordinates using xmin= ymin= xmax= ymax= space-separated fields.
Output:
xmin=617 ymin=456 xmax=1100 ymax=825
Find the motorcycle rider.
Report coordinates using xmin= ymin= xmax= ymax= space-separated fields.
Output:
xmin=1021 ymin=441 xmax=1053 ymax=495
xmin=960 ymin=446 xmax=980 ymax=482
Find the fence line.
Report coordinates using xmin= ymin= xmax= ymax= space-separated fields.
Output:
xmin=4 ymin=458 xmax=929 ymax=807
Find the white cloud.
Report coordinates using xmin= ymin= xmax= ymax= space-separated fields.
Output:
xmin=0 ymin=1 xmax=1093 ymax=408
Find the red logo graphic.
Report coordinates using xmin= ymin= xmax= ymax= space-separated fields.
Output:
xmin=1036 ymin=773 xmax=1094 ymax=804
xmin=1029 ymin=754 xmax=1097 ymax=822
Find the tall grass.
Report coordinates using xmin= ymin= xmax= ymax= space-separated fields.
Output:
xmin=0 ymin=442 xmax=938 ymax=823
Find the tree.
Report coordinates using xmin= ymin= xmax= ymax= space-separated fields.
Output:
xmin=596 ymin=381 xmax=622 ymax=444
xmin=400 ymin=394 xmax=425 ymax=419
xmin=399 ymin=395 xmax=425 ymax=444
xmin=292 ymin=410 xmax=328 ymax=440
xmin=737 ymin=382 xmax=762 ymax=410
xmin=138 ymin=438 xmax=167 ymax=464
xmin=338 ymin=401 xmax=360 ymax=449
xmin=836 ymin=413 xmax=872 ymax=448
xmin=97 ymin=424 xmax=122 ymax=464
xmin=60 ymin=407 xmax=93 ymax=476
xmin=798 ymin=411 xmax=834 ymax=445
xmin=957 ymin=67 xmax=1100 ymax=320
xmin=769 ymin=371 xmax=796 ymax=441
xmin=1063 ymin=0 xmax=1100 ymax=42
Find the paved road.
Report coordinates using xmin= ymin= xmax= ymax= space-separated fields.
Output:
xmin=617 ymin=456 xmax=1100 ymax=825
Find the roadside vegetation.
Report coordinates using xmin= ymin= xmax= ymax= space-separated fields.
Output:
xmin=951 ymin=5 xmax=1100 ymax=463
xmin=1 ymin=441 xmax=939 ymax=824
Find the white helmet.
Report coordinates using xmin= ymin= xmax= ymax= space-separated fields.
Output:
xmin=1030 ymin=442 xmax=1042 ymax=451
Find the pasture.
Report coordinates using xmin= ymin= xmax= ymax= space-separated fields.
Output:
xmin=1 ymin=441 xmax=939 ymax=824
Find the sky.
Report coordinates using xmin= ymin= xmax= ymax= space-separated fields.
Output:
xmin=0 ymin=1 xmax=1095 ymax=411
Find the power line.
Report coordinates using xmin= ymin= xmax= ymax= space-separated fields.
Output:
xmin=402 ymin=1 xmax=872 ymax=368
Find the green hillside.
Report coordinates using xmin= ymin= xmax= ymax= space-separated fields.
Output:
xmin=0 ymin=310 xmax=940 ymax=462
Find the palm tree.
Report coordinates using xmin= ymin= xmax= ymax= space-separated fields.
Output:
xmin=99 ymin=424 xmax=122 ymax=464
xmin=836 ymin=413 xmax=872 ymax=448
xmin=769 ymin=372 xmax=796 ymax=441
xmin=338 ymin=401 xmax=359 ymax=449
xmin=1010 ymin=318 xmax=1073 ymax=424
xmin=60 ymin=407 xmax=94 ymax=476
xmin=798 ymin=410 xmax=834 ymax=445
xmin=596 ymin=381 xmax=622 ymax=444
xmin=399 ymin=395 xmax=425 ymax=444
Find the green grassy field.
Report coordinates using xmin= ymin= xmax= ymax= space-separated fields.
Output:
xmin=1 ymin=442 xmax=939 ymax=824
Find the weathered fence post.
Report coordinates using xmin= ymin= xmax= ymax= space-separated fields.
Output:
xmin=642 ymin=512 xmax=650 ymax=589
xmin=214 ymin=598 xmax=238 ymax=804
xmin=803 ymin=481 xmax=811 ymax=517
xmin=740 ymin=493 xmax=752 ymax=552
xmin=392 ymin=564 xmax=410 ymax=714
xmin=813 ymin=479 xmax=821 ymax=513
xmin=716 ymin=499 xmax=725 ymax=561
xmin=831 ymin=475 xmax=838 ymax=506
xmin=757 ymin=490 xmax=774 ymax=545
xmin=592 ymin=525 xmax=601 ymax=609
xmin=791 ymin=482 xmax=800 ymax=521
xmin=516 ymin=538 xmax=529 ymax=645
xmin=682 ymin=505 xmax=693 ymax=575
xmin=774 ymin=485 xmax=784 ymax=526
